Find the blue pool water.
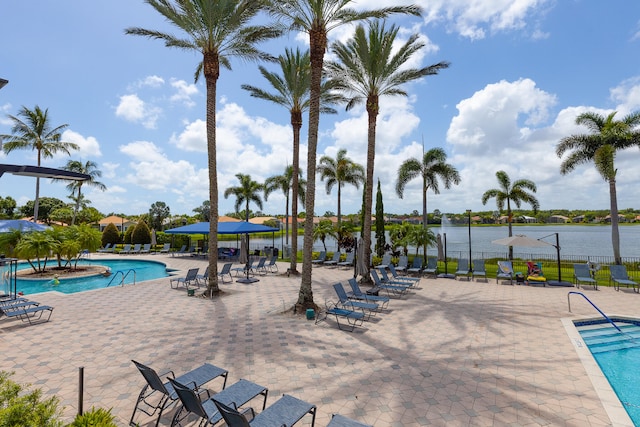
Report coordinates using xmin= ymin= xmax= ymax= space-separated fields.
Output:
xmin=16 ymin=259 xmax=170 ymax=295
xmin=576 ymin=320 xmax=640 ymax=424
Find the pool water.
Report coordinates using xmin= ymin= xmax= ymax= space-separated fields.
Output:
xmin=17 ymin=259 xmax=170 ymax=295
xmin=577 ymin=320 xmax=640 ymax=424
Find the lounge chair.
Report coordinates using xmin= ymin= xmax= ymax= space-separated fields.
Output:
xmin=266 ymin=256 xmax=279 ymax=273
xmin=609 ymin=265 xmax=638 ymax=292
xmin=454 ymin=258 xmax=470 ymax=280
xmin=316 ymin=300 xmax=365 ymax=332
xmin=472 ymin=259 xmax=487 ymax=281
xmin=0 ymin=302 xmax=53 ymax=325
xmin=196 ymin=266 xmax=210 ymax=286
xmin=388 ymin=264 xmax=420 ymax=284
xmin=337 ymin=251 xmax=355 ymax=269
xmin=407 ymin=256 xmax=423 ymax=276
xmin=252 ymin=257 xmax=268 ymax=276
xmin=394 ymin=255 xmax=409 ymax=274
xmin=377 ymin=267 xmax=415 ymax=288
xmin=97 ymin=243 xmax=113 ymax=253
xmin=218 ymin=263 xmax=233 ymax=283
xmin=312 ymin=251 xmax=327 ymax=265
xmin=526 ymin=261 xmax=547 ymax=286
xmin=119 ymin=244 xmax=132 ymax=255
xmin=129 ymin=360 xmax=228 ymax=427
xmin=324 ymin=251 xmax=342 ymax=267
xmin=371 ymin=270 xmax=409 ymax=298
xmin=327 ymin=414 xmax=373 ymax=427
xmin=170 ymin=268 xmax=199 ymax=289
xmin=214 ymin=392 xmax=317 ymax=427
xmin=169 ymin=378 xmax=268 ymax=427
xmin=574 ymin=263 xmax=597 ymax=290
xmin=233 ymin=259 xmax=256 ymax=277
xmin=130 ymin=243 xmax=142 ymax=255
xmin=333 ymin=282 xmax=379 ymax=319
xmin=140 ymin=243 xmax=151 ymax=254
xmin=347 ymin=277 xmax=389 ymax=309
xmin=422 ymin=257 xmax=438 ymax=277
xmin=374 ymin=253 xmax=391 ymax=270
xmin=496 ymin=261 xmax=514 ymax=285
xmin=158 ymin=243 xmax=171 ymax=254
xmin=171 ymin=245 xmax=187 ymax=257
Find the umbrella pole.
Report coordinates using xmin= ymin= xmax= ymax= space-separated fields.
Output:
xmin=555 ymin=232 xmax=562 ymax=282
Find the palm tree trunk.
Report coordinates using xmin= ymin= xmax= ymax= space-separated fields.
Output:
xmin=34 ymin=177 xmax=40 ymax=222
xmin=507 ymin=199 xmax=513 ymax=260
xmin=290 ymin=113 xmax=302 ymax=274
xmin=204 ymin=52 xmax=220 ymax=295
xmin=422 ymin=178 xmax=428 ymax=228
xmin=609 ymin=177 xmax=622 ymax=264
xmin=337 ymin=185 xmax=342 ymax=251
xmin=362 ymin=96 xmax=379 ymax=284
xmin=298 ymin=29 xmax=325 ymax=308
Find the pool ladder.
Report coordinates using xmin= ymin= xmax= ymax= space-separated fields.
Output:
xmin=567 ymin=291 xmax=621 ymax=332
xmin=106 ymin=269 xmax=136 ymax=287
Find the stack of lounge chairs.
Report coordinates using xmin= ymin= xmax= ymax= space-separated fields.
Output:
xmin=0 ymin=297 xmax=54 ymax=325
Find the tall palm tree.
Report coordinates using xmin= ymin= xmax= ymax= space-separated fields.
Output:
xmin=556 ymin=111 xmax=640 ymax=264
xmin=55 ymin=160 xmax=106 ymax=226
xmin=264 ymin=164 xmax=306 ymax=250
xmin=481 ymin=170 xmax=539 ymax=260
xmin=1 ymin=105 xmax=78 ymax=222
xmin=317 ymin=149 xmax=365 ymax=227
xmin=224 ymin=174 xmax=265 ymax=222
xmin=396 ymin=147 xmax=460 ymax=228
xmin=242 ymin=47 xmax=339 ymax=274
xmin=266 ymin=0 xmax=421 ymax=309
xmin=126 ymin=0 xmax=280 ymax=295
xmin=326 ymin=21 xmax=449 ymax=281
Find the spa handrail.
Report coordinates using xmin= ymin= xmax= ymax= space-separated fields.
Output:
xmin=567 ymin=291 xmax=621 ymax=332
xmin=106 ymin=269 xmax=136 ymax=287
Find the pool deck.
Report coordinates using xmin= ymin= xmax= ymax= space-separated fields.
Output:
xmin=0 ymin=254 xmax=636 ymax=426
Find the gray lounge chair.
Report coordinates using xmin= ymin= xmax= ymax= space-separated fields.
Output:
xmin=97 ymin=243 xmax=113 ymax=253
xmin=119 ymin=244 xmax=132 ymax=254
xmin=218 ymin=263 xmax=233 ymax=283
xmin=347 ymin=277 xmax=389 ymax=309
xmin=130 ymin=360 xmax=228 ymax=427
xmin=158 ymin=243 xmax=171 ymax=254
xmin=472 ymin=259 xmax=487 ymax=281
xmin=377 ymin=267 xmax=415 ymax=288
xmin=337 ymin=251 xmax=355 ymax=268
xmin=407 ymin=256 xmax=423 ymax=276
xmin=130 ymin=243 xmax=142 ymax=254
xmin=214 ymin=392 xmax=317 ymax=427
xmin=496 ymin=261 xmax=514 ymax=285
xmin=171 ymin=245 xmax=187 ymax=257
xmin=371 ymin=270 xmax=409 ymax=298
xmin=316 ymin=300 xmax=365 ymax=332
xmin=574 ymin=263 xmax=597 ymax=290
xmin=324 ymin=251 xmax=342 ymax=267
xmin=140 ymin=243 xmax=151 ymax=254
xmin=327 ymin=414 xmax=373 ymax=427
xmin=375 ymin=253 xmax=391 ymax=270
xmin=609 ymin=265 xmax=638 ymax=292
xmin=333 ymin=282 xmax=379 ymax=319
xmin=0 ymin=302 xmax=53 ymax=325
xmin=394 ymin=255 xmax=409 ymax=274
xmin=422 ymin=257 xmax=438 ymax=277
xmin=196 ymin=266 xmax=209 ymax=286
xmin=266 ymin=255 xmax=279 ymax=273
xmin=455 ymin=258 xmax=470 ymax=280
xmin=312 ymin=251 xmax=327 ymax=265
xmin=388 ymin=264 xmax=420 ymax=284
xmin=170 ymin=268 xmax=199 ymax=289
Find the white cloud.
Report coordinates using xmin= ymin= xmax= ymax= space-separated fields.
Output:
xmin=170 ymin=119 xmax=206 ymax=152
xmin=101 ymin=162 xmax=119 ymax=179
xmin=62 ymin=129 xmax=102 ymax=157
xmin=170 ymin=79 xmax=199 ymax=107
xmin=114 ymin=94 xmax=161 ymax=129
xmin=0 ymin=103 xmax=12 ymax=126
xmin=610 ymin=77 xmax=640 ymax=114
xmin=140 ymin=75 xmax=165 ymax=88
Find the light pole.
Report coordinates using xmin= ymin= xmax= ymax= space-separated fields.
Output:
xmin=467 ymin=209 xmax=472 ymax=274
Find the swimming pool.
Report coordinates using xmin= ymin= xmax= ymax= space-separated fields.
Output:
xmin=16 ymin=259 xmax=170 ymax=295
xmin=575 ymin=319 xmax=640 ymax=425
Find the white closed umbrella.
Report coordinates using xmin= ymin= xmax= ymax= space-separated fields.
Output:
xmin=239 ymin=235 xmax=248 ymax=264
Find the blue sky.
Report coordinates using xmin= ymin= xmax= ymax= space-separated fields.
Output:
xmin=2 ymin=1 xmax=640 ymax=218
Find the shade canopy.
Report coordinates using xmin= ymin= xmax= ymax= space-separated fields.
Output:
xmin=0 ymin=220 xmax=50 ymax=233
xmin=164 ymin=221 xmax=278 ymax=235
xmin=0 ymin=164 xmax=90 ymax=181
xmin=491 ymin=234 xmax=553 ymax=248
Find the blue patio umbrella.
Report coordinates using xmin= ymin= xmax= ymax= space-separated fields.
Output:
xmin=0 ymin=220 xmax=49 ymax=233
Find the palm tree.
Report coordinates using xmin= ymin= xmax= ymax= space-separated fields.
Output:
xmin=55 ymin=160 xmax=106 ymax=226
xmin=326 ymin=21 xmax=449 ymax=281
xmin=313 ymin=219 xmax=337 ymax=253
xmin=264 ymin=165 xmax=306 ymax=258
xmin=317 ymin=149 xmax=365 ymax=228
xmin=556 ymin=111 xmax=640 ymax=264
xmin=224 ymin=174 xmax=265 ymax=222
xmin=242 ymin=47 xmax=338 ymax=274
xmin=126 ymin=0 xmax=281 ymax=295
xmin=266 ymin=0 xmax=421 ymax=309
xmin=1 ymin=105 xmax=78 ymax=222
xmin=481 ymin=170 xmax=539 ymax=260
xmin=396 ymin=147 xmax=460 ymax=228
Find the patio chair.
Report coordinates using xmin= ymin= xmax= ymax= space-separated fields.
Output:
xmin=0 ymin=302 xmax=53 ymax=325
xmin=526 ymin=261 xmax=547 ymax=286
xmin=333 ymin=282 xmax=379 ymax=319
xmin=324 ymin=251 xmax=342 ymax=267
xmin=218 ymin=263 xmax=233 ymax=283
xmin=316 ymin=300 xmax=365 ymax=332
xmin=233 ymin=259 xmax=256 ymax=277
xmin=370 ymin=270 xmax=409 ymax=298
xmin=454 ymin=258 xmax=470 ymax=280
xmin=129 ymin=360 xmax=228 ymax=427
xmin=609 ymin=265 xmax=638 ymax=292
xmin=327 ymin=414 xmax=373 ymax=427
xmin=214 ymin=393 xmax=316 ymax=427
xmin=574 ymin=263 xmax=597 ymax=290
xmin=312 ymin=251 xmax=327 ymax=265
xmin=388 ymin=264 xmax=420 ymax=284
xmin=119 ymin=244 xmax=132 ymax=255
xmin=169 ymin=377 xmax=268 ymax=427
xmin=171 ymin=245 xmax=187 ymax=257
xmin=130 ymin=243 xmax=142 ymax=254
xmin=337 ymin=251 xmax=355 ymax=269
xmin=496 ymin=261 xmax=514 ymax=285
xmin=347 ymin=277 xmax=389 ymax=309
xmin=422 ymin=257 xmax=438 ymax=277
xmin=472 ymin=260 xmax=487 ymax=281
xmin=196 ymin=266 xmax=210 ymax=286
xmin=266 ymin=255 xmax=279 ymax=273
xmin=377 ymin=267 xmax=415 ymax=288
xmin=158 ymin=243 xmax=171 ymax=254
xmin=407 ymin=256 xmax=423 ymax=276
xmin=170 ymin=268 xmax=199 ymax=289
xmin=394 ymin=255 xmax=409 ymax=274
xmin=252 ymin=257 xmax=268 ymax=276
xmin=97 ymin=243 xmax=112 ymax=253
xmin=374 ymin=253 xmax=391 ymax=270
xmin=140 ymin=243 xmax=151 ymax=254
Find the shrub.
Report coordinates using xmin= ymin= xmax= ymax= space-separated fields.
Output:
xmin=0 ymin=371 xmax=63 ymax=427
xmin=123 ymin=225 xmax=135 ymax=244
xmin=131 ymin=221 xmax=151 ymax=245
xmin=101 ymin=223 xmax=120 ymax=247
xmin=67 ymin=407 xmax=117 ymax=427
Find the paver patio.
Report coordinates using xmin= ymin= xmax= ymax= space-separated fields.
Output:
xmin=0 ymin=254 xmax=635 ymax=426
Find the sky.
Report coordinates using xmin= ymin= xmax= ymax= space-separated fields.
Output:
xmin=1 ymin=1 xmax=640 ymax=219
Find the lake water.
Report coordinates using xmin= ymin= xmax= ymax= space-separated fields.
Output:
xmin=248 ymin=225 xmax=640 ymax=260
